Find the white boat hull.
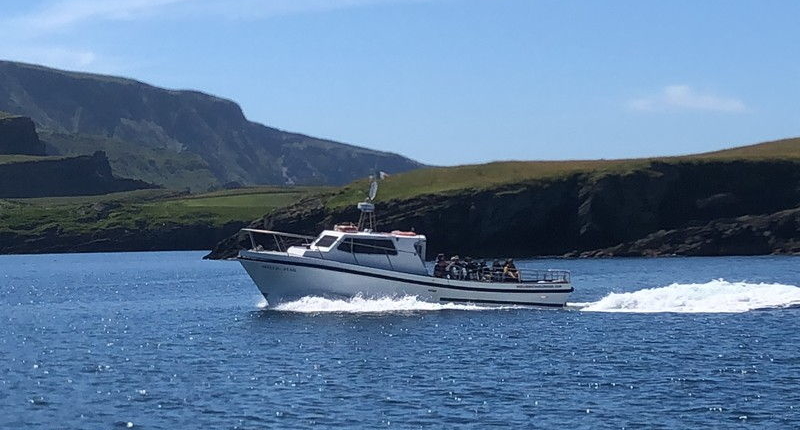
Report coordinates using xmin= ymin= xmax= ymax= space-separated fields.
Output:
xmin=238 ymin=250 xmax=573 ymax=308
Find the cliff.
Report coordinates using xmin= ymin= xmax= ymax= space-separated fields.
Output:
xmin=206 ymin=158 xmax=800 ymax=259
xmin=0 ymin=219 xmax=244 ymax=255
xmin=0 ymin=151 xmax=157 ymax=198
xmin=0 ymin=60 xmax=423 ymax=190
xmin=0 ymin=114 xmax=45 ymax=155
xmin=576 ymin=206 xmax=800 ymax=257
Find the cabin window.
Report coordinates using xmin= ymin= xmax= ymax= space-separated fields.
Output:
xmin=337 ymin=238 xmax=398 ymax=255
xmin=314 ymin=235 xmax=338 ymax=248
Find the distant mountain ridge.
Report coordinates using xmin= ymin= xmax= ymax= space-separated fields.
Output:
xmin=0 ymin=60 xmax=423 ymax=190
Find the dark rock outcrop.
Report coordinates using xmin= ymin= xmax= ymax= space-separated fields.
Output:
xmin=577 ymin=206 xmax=800 ymax=257
xmin=206 ymin=159 xmax=800 ymax=259
xmin=0 ymin=151 xmax=157 ymax=198
xmin=0 ymin=115 xmax=45 ymax=155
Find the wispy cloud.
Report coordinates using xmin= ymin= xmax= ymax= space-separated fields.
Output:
xmin=185 ymin=0 xmax=433 ymax=20
xmin=6 ymin=0 xmax=188 ymax=34
xmin=628 ymin=85 xmax=747 ymax=113
xmin=0 ymin=45 xmax=97 ymax=68
xmin=0 ymin=0 xmax=187 ymax=69
xmin=0 ymin=0 xmax=429 ymax=71
xmin=5 ymin=0 xmax=429 ymax=34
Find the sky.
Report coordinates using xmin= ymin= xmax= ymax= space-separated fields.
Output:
xmin=0 ymin=0 xmax=798 ymax=166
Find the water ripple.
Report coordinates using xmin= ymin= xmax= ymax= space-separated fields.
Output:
xmin=1 ymin=252 xmax=799 ymax=428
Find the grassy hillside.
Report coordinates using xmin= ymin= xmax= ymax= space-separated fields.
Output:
xmin=0 ymin=186 xmax=326 ymax=238
xmin=691 ymin=137 xmax=800 ymax=159
xmin=327 ymin=137 xmax=800 ymax=206
xmin=40 ymin=131 xmax=219 ymax=191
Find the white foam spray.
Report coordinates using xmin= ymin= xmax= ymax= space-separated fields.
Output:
xmin=270 ymin=295 xmax=518 ymax=314
xmin=574 ymin=279 xmax=800 ymax=313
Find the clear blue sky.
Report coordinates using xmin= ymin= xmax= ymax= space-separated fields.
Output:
xmin=1 ymin=0 xmax=798 ymax=165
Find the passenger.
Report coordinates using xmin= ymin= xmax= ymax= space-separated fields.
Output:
xmin=464 ymin=257 xmax=479 ymax=280
xmin=503 ymin=258 xmax=520 ymax=282
xmin=491 ymin=259 xmax=503 ymax=282
xmin=433 ymin=254 xmax=448 ymax=278
xmin=447 ymin=255 xmax=466 ymax=280
xmin=478 ymin=260 xmax=489 ymax=281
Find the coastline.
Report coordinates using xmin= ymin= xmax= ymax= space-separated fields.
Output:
xmin=204 ymin=159 xmax=800 ymax=260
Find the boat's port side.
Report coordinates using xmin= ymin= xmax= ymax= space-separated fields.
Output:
xmin=238 ymin=250 xmax=572 ymax=308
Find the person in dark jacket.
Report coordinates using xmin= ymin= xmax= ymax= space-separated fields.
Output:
xmin=464 ymin=257 xmax=479 ymax=280
xmin=433 ymin=254 xmax=448 ymax=278
xmin=478 ymin=260 xmax=489 ymax=281
xmin=491 ymin=259 xmax=503 ymax=282
xmin=503 ymin=258 xmax=520 ymax=282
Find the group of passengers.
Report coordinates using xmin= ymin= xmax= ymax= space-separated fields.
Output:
xmin=432 ymin=254 xmax=520 ymax=282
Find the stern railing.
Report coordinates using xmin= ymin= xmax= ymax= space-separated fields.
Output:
xmin=517 ymin=269 xmax=571 ymax=284
xmin=444 ymin=267 xmax=571 ymax=284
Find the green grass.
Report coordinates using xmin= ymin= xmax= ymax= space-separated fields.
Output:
xmin=17 ymin=189 xmax=183 ymax=206
xmin=0 ymin=186 xmax=326 ymax=236
xmin=326 ymin=137 xmax=800 ymax=207
xmin=139 ymin=187 xmax=318 ymax=224
xmin=0 ymin=154 xmax=67 ymax=165
xmin=327 ymin=158 xmax=660 ymax=206
xmin=688 ymin=137 xmax=800 ymax=160
xmin=39 ymin=131 xmax=220 ymax=191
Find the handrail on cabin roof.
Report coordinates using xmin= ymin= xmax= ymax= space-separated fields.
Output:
xmin=241 ymin=228 xmax=421 ymax=256
xmin=241 ymin=228 xmax=316 ymax=241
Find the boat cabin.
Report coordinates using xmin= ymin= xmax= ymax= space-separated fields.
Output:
xmin=287 ymin=226 xmax=428 ymax=275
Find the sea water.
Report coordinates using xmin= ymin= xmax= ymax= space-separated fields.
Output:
xmin=1 ymin=252 xmax=799 ymax=428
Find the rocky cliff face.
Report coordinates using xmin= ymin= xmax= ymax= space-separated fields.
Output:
xmin=206 ymin=159 xmax=800 ymax=259
xmin=575 ymin=206 xmax=800 ymax=257
xmin=0 ymin=151 xmax=157 ymax=198
xmin=0 ymin=60 xmax=423 ymax=189
xmin=0 ymin=115 xmax=45 ymax=155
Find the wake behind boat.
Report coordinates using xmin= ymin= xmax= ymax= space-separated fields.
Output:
xmin=238 ymin=177 xmax=573 ymax=308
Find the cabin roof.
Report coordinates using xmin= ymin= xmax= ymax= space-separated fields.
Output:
xmin=317 ymin=229 xmax=426 ymax=240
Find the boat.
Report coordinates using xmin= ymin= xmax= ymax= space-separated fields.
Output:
xmin=237 ymin=176 xmax=573 ymax=308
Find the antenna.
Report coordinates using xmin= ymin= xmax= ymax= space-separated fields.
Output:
xmin=357 ymin=174 xmax=380 ymax=231
xmin=368 ymin=179 xmax=378 ymax=201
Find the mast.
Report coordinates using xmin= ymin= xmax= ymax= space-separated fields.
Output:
xmin=357 ymin=175 xmax=379 ymax=231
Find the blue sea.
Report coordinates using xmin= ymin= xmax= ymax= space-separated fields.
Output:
xmin=2 ymin=252 xmax=799 ymax=429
